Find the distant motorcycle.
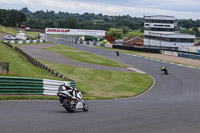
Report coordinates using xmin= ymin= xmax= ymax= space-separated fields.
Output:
xmin=161 ymin=66 xmax=168 ymax=75
xmin=57 ymin=84 xmax=88 ymax=113
xmin=116 ymin=49 xmax=119 ymax=56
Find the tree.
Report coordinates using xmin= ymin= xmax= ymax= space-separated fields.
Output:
xmin=106 ymin=28 xmax=123 ymax=39
xmin=18 ymin=12 xmax=26 ymax=26
xmin=126 ymin=29 xmax=144 ymax=39
xmin=44 ymin=20 xmax=55 ymax=28
xmin=64 ymin=17 xmax=80 ymax=29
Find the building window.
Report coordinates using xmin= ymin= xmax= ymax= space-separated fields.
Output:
xmin=147 ymin=19 xmax=174 ymax=24
xmin=145 ymin=35 xmax=194 ymax=43
xmin=150 ymin=28 xmax=174 ymax=32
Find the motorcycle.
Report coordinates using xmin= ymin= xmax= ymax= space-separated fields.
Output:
xmin=161 ymin=66 xmax=168 ymax=75
xmin=116 ymin=50 xmax=119 ymax=56
xmin=57 ymin=84 xmax=88 ymax=113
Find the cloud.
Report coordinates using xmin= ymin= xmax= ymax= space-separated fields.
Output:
xmin=0 ymin=0 xmax=200 ymax=19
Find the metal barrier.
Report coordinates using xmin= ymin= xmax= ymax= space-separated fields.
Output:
xmin=0 ymin=76 xmax=76 ymax=95
xmin=0 ymin=76 xmax=43 ymax=95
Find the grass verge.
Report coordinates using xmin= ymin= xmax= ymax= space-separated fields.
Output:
xmin=0 ymin=25 xmax=18 ymax=35
xmin=0 ymin=95 xmax=58 ymax=100
xmin=0 ymin=42 xmax=153 ymax=100
xmin=0 ymin=25 xmax=40 ymax=39
xmin=44 ymin=44 xmax=128 ymax=68
xmin=24 ymin=31 xmax=40 ymax=39
xmin=38 ymin=60 xmax=153 ymax=99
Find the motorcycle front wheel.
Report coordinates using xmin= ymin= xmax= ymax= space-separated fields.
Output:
xmin=63 ymin=99 xmax=76 ymax=113
xmin=82 ymin=102 xmax=89 ymax=112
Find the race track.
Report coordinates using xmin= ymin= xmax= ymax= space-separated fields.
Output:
xmin=1 ymin=38 xmax=200 ymax=133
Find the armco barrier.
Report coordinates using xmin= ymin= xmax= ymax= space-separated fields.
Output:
xmin=0 ymin=76 xmax=43 ymax=95
xmin=0 ymin=76 xmax=76 ymax=95
xmin=43 ymin=79 xmax=76 ymax=95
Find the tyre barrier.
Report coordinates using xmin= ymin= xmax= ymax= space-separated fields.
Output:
xmin=0 ymin=76 xmax=76 ymax=95
xmin=178 ymin=53 xmax=200 ymax=60
xmin=3 ymin=40 xmax=46 ymax=44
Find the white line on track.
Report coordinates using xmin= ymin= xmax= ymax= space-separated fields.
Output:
xmin=126 ymin=53 xmax=200 ymax=70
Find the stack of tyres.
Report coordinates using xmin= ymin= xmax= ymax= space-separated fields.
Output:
xmin=197 ymin=55 xmax=200 ymax=60
xmin=178 ymin=53 xmax=183 ymax=57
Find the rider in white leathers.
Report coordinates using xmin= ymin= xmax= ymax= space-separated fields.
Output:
xmin=58 ymin=83 xmax=78 ymax=106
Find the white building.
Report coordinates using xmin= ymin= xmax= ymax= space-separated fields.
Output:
xmin=144 ymin=15 xmax=195 ymax=50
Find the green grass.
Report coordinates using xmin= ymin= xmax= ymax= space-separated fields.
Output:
xmin=0 ymin=42 xmax=64 ymax=80
xmin=44 ymin=44 xmax=128 ymax=68
xmin=38 ymin=60 xmax=153 ymax=99
xmin=0 ymin=95 xmax=58 ymax=100
xmin=0 ymin=25 xmax=40 ymax=39
xmin=24 ymin=31 xmax=40 ymax=39
xmin=0 ymin=25 xmax=18 ymax=36
xmin=0 ymin=41 xmax=153 ymax=100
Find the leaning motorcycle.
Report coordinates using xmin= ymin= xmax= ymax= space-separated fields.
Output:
xmin=57 ymin=85 xmax=88 ymax=113
xmin=164 ymin=69 xmax=168 ymax=74
xmin=161 ymin=67 xmax=168 ymax=75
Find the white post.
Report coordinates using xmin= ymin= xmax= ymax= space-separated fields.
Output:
xmin=45 ymin=34 xmax=48 ymax=42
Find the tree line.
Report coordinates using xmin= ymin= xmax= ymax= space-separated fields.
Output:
xmin=19 ymin=7 xmax=144 ymax=34
xmin=1 ymin=7 xmax=200 ymax=39
xmin=0 ymin=9 xmax=26 ymax=27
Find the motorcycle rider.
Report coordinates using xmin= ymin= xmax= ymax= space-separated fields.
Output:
xmin=161 ymin=66 xmax=167 ymax=72
xmin=116 ymin=49 xmax=119 ymax=56
xmin=58 ymin=83 xmax=77 ymax=106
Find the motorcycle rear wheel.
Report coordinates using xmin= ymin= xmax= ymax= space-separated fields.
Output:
xmin=63 ymin=99 xmax=76 ymax=113
xmin=165 ymin=70 xmax=168 ymax=75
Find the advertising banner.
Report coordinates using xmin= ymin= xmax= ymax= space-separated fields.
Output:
xmin=45 ymin=28 xmax=105 ymax=36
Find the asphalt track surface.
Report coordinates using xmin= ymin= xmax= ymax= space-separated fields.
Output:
xmin=1 ymin=38 xmax=200 ymax=133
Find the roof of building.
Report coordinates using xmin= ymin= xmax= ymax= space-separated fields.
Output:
xmin=148 ymin=31 xmax=195 ymax=37
xmin=144 ymin=15 xmax=175 ymax=18
xmin=124 ymin=36 xmax=143 ymax=42
xmin=194 ymin=42 xmax=200 ymax=46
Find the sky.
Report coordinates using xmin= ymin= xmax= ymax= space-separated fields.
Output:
xmin=0 ymin=0 xmax=200 ymax=19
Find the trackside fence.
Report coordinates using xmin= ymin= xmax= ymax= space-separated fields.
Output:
xmin=0 ymin=62 xmax=9 ymax=74
xmin=0 ymin=76 xmax=76 ymax=95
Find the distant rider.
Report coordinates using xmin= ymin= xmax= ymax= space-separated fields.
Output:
xmin=116 ymin=49 xmax=119 ymax=56
xmin=161 ymin=66 xmax=166 ymax=72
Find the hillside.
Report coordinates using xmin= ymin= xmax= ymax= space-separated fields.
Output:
xmin=0 ymin=25 xmax=39 ymax=39
xmin=0 ymin=42 xmax=64 ymax=80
